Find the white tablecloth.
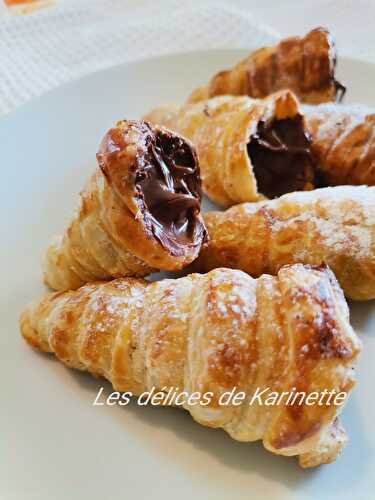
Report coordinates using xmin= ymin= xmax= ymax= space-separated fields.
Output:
xmin=0 ymin=0 xmax=373 ymax=116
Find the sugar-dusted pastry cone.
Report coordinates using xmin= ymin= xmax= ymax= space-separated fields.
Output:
xmin=193 ymin=186 xmax=375 ymax=300
xmin=20 ymin=265 xmax=361 ymax=468
xmin=44 ymin=120 xmax=207 ymax=291
xmin=144 ymin=91 xmax=318 ymax=206
xmin=189 ymin=27 xmax=345 ymax=105
xmin=304 ymin=103 xmax=375 ymax=186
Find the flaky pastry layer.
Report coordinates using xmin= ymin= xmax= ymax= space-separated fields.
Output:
xmin=21 ymin=266 xmax=361 ymax=467
xmin=304 ymin=103 xmax=375 ymax=186
xmin=44 ymin=120 xmax=207 ymax=291
xmin=194 ymin=186 xmax=375 ymax=300
xmin=188 ymin=28 xmax=344 ymax=105
xmin=145 ymin=91 xmax=315 ymax=206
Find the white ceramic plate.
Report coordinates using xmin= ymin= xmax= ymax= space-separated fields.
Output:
xmin=1 ymin=50 xmax=375 ymax=500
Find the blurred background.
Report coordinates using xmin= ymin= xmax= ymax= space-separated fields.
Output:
xmin=0 ymin=0 xmax=373 ymax=116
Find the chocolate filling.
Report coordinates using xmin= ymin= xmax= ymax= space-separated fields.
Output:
xmin=136 ymin=127 xmax=206 ymax=255
xmin=248 ymin=116 xmax=318 ymax=199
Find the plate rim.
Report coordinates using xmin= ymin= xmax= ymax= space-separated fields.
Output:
xmin=1 ymin=48 xmax=374 ymax=125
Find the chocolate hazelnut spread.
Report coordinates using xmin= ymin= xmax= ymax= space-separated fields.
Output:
xmin=248 ymin=116 xmax=318 ymax=199
xmin=136 ymin=126 xmax=207 ymax=255
xmin=97 ymin=121 xmax=207 ymax=257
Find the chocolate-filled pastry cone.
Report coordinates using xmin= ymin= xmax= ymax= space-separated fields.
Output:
xmin=145 ymin=91 xmax=318 ymax=207
xmin=21 ymin=265 xmax=361 ymax=468
xmin=193 ymin=186 xmax=375 ymax=300
xmin=304 ymin=103 xmax=375 ymax=186
xmin=189 ymin=27 xmax=345 ymax=105
xmin=44 ymin=120 xmax=207 ymax=291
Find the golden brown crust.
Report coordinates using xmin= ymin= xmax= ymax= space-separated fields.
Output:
xmin=304 ymin=103 xmax=375 ymax=186
xmin=193 ymin=186 xmax=375 ymax=300
xmin=189 ymin=28 xmax=343 ymax=105
xmin=145 ymin=91 xmax=315 ymax=206
xmin=44 ymin=120 xmax=207 ymax=291
xmin=20 ymin=266 xmax=361 ymax=467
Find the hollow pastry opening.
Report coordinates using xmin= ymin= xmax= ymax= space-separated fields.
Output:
xmin=326 ymin=32 xmax=346 ymax=103
xmin=248 ymin=115 xmax=318 ymax=199
xmin=136 ymin=127 xmax=207 ymax=256
xmin=333 ymin=79 xmax=346 ymax=103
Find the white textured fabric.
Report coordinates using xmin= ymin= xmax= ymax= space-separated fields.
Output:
xmin=0 ymin=0 xmax=277 ymax=115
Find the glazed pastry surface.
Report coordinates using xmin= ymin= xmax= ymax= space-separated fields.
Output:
xmin=44 ymin=120 xmax=207 ymax=291
xmin=145 ymin=91 xmax=317 ymax=206
xmin=188 ymin=27 xmax=345 ymax=105
xmin=194 ymin=186 xmax=375 ymax=300
xmin=20 ymin=265 xmax=361 ymax=468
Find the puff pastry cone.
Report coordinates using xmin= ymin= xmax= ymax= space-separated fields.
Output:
xmin=144 ymin=90 xmax=319 ymax=207
xmin=193 ymin=186 xmax=375 ymax=301
xmin=20 ymin=265 xmax=361 ymax=468
xmin=304 ymin=103 xmax=375 ymax=186
xmin=44 ymin=120 xmax=207 ymax=292
xmin=188 ymin=27 xmax=345 ymax=105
